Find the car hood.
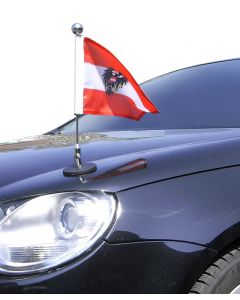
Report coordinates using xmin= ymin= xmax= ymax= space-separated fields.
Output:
xmin=1 ymin=128 xmax=240 ymax=201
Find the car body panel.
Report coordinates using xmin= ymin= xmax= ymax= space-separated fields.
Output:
xmin=1 ymin=128 xmax=240 ymax=202
xmin=106 ymin=166 xmax=240 ymax=251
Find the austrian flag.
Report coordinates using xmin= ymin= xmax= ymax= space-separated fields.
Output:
xmin=79 ymin=37 xmax=159 ymax=120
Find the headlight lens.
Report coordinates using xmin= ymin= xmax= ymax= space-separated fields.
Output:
xmin=0 ymin=192 xmax=116 ymax=274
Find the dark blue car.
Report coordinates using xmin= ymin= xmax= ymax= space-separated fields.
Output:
xmin=1 ymin=59 xmax=240 ymax=293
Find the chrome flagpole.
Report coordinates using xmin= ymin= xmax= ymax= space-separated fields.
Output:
xmin=63 ymin=23 xmax=97 ymax=177
xmin=72 ymin=23 xmax=83 ymax=169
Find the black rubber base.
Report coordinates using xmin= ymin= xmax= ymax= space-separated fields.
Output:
xmin=63 ymin=163 xmax=97 ymax=177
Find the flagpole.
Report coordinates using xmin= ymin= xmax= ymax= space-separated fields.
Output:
xmin=63 ymin=23 xmax=97 ymax=177
xmin=72 ymin=24 xmax=83 ymax=169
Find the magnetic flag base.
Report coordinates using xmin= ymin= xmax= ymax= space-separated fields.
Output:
xmin=63 ymin=163 xmax=97 ymax=177
xmin=63 ymin=137 xmax=97 ymax=177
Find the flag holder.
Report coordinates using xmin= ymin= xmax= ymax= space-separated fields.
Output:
xmin=63 ymin=23 xmax=97 ymax=177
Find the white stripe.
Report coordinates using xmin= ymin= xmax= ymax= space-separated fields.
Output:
xmin=84 ymin=63 xmax=150 ymax=112
xmin=84 ymin=63 xmax=105 ymax=90
xmin=74 ymin=36 xmax=84 ymax=114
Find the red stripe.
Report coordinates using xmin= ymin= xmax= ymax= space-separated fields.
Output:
xmin=83 ymin=89 xmax=146 ymax=120
xmin=84 ymin=37 xmax=159 ymax=114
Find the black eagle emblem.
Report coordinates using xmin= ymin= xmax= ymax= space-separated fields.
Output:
xmin=102 ymin=68 xmax=128 ymax=95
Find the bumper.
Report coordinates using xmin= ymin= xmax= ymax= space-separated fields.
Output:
xmin=0 ymin=240 xmax=215 ymax=293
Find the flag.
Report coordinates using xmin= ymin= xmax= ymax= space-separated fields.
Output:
xmin=78 ymin=37 xmax=159 ymax=120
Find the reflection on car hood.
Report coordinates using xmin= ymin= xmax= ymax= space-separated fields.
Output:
xmin=1 ymin=128 xmax=240 ymax=201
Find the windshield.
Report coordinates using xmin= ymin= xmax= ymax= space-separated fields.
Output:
xmin=58 ymin=59 xmax=240 ymax=134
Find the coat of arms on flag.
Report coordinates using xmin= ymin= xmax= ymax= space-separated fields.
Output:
xmin=102 ymin=68 xmax=128 ymax=95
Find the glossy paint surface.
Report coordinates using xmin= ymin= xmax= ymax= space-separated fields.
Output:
xmin=107 ymin=166 xmax=240 ymax=251
xmin=1 ymin=128 xmax=240 ymax=201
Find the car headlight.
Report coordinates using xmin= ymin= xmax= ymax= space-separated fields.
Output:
xmin=0 ymin=192 xmax=116 ymax=275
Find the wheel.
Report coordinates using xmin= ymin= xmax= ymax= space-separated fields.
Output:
xmin=190 ymin=245 xmax=240 ymax=294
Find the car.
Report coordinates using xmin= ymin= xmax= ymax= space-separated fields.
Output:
xmin=1 ymin=58 xmax=240 ymax=294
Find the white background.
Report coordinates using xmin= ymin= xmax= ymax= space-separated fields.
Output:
xmin=0 ymin=0 xmax=240 ymax=142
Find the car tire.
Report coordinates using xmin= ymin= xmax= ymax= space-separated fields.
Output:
xmin=190 ymin=245 xmax=240 ymax=294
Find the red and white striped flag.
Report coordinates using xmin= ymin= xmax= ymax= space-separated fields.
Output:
xmin=76 ymin=37 xmax=159 ymax=120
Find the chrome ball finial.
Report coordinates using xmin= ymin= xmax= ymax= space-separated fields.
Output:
xmin=71 ymin=23 xmax=84 ymax=36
